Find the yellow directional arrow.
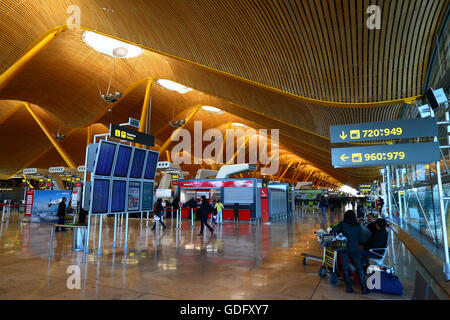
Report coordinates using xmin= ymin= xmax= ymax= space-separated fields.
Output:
xmin=339 ymin=131 xmax=347 ymax=140
xmin=340 ymin=154 xmax=349 ymax=162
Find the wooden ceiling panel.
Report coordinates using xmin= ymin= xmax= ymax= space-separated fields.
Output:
xmin=0 ymin=0 xmax=447 ymax=186
xmin=0 ymin=0 xmax=447 ymax=103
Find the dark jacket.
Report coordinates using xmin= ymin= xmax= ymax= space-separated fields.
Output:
xmin=185 ymin=198 xmax=199 ymax=208
xmin=57 ymin=201 xmax=66 ymax=218
xmin=367 ymin=221 xmax=377 ymax=233
xmin=333 ymin=221 xmax=364 ymax=253
xmin=319 ymin=199 xmax=327 ymax=208
xmin=357 ymin=206 xmax=365 ymax=218
xmin=364 ymin=229 xmax=388 ymax=255
xmin=156 ymin=203 xmax=164 ymax=217
xmin=199 ymin=201 xmax=212 ymax=220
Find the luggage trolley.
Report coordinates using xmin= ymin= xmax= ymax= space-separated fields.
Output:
xmin=301 ymin=231 xmax=347 ymax=286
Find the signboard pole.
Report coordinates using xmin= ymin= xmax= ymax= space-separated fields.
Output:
xmin=85 ymin=214 xmax=91 ymax=254
xmin=124 ymin=213 xmax=129 ymax=250
xmin=380 ymin=169 xmax=387 ymax=216
xmin=113 ymin=214 xmax=117 ymax=248
xmin=386 ymin=166 xmax=392 ymax=218
xmin=436 ymin=115 xmax=450 ymax=280
xmin=396 ymin=169 xmax=403 ymax=221
xmin=97 ymin=216 xmax=103 ymax=255
xmin=436 ymin=159 xmax=450 ymax=280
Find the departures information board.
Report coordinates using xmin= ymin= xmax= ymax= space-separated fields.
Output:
xmin=86 ymin=140 xmax=160 ymax=215
xmin=330 ymin=118 xmax=438 ymax=143
xmin=331 ymin=142 xmax=440 ymax=168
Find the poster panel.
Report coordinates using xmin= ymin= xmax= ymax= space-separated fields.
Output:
xmin=128 ymin=181 xmax=141 ymax=211
xmin=30 ymin=190 xmax=72 ymax=223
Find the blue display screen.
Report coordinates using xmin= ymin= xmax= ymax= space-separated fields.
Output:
xmin=129 ymin=149 xmax=146 ymax=178
xmin=92 ymin=179 xmax=109 ymax=213
xmin=144 ymin=151 xmax=159 ymax=180
xmin=111 ymin=180 xmax=126 ymax=212
xmin=95 ymin=142 xmax=116 ymax=176
xmin=142 ymin=182 xmax=154 ymax=211
xmin=113 ymin=145 xmax=132 ymax=177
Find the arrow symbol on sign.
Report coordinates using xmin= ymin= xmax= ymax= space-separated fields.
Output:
xmin=339 ymin=131 xmax=348 ymax=140
xmin=340 ymin=154 xmax=349 ymax=162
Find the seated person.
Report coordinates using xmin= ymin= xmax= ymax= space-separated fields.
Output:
xmin=365 ymin=213 xmax=377 ymax=233
xmin=361 ymin=219 xmax=388 ymax=267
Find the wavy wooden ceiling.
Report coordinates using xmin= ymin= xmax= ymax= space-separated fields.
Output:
xmin=0 ymin=0 xmax=448 ymax=186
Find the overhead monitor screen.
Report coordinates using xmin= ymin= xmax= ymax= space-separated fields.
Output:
xmin=142 ymin=182 xmax=154 ymax=211
xmin=129 ymin=149 xmax=146 ymax=178
xmin=127 ymin=181 xmax=141 ymax=211
xmin=111 ymin=180 xmax=126 ymax=212
xmin=144 ymin=151 xmax=159 ymax=180
xmin=95 ymin=142 xmax=116 ymax=176
xmin=113 ymin=145 xmax=132 ymax=177
xmin=92 ymin=179 xmax=110 ymax=213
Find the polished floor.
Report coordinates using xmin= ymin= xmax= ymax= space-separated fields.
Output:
xmin=0 ymin=210 xmax=431 ymax=300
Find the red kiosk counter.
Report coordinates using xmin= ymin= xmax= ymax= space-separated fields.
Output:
xmin=178 ymin=178 xmax=270 ymax=222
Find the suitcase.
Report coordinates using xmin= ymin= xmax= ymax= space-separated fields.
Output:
xmin=368 ymin=270 xmax=403 ymax=295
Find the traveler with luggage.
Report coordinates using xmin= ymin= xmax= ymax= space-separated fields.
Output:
xmin=151 ymin=198 xmax=167 ymax=231
xmin=332 ymin=210 xmax=369 ymax=295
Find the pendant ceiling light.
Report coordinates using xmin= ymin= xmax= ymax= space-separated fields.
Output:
xmin=82 ymin=31 xmax=143 ymax=58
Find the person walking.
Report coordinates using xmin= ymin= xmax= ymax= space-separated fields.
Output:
xmin=214 ymin=199 xmax=224 ymax=224
xmin=152 ymin=198 xmax=167 ymax=231
xmin=319 ymin=197 xmax=327 ymax=217
xmin=332 ymin=210 xmax=369 ymax=295
xmin=55 ymin=197 xmax=67 ymax=232
xmin=198 ymin=196 xmax=214 ymax=236
xmin=376 ymin=197 xmax=384 ymax=216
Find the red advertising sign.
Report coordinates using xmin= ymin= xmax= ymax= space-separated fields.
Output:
xmin=172 ymin=180 xmax=179 ymax=186
xmin=260 ymin=188 xmax=268 ymax=198
xmin=25 ymin=190 xmax=34 ymax=218
xmin=260 ymin=188 xmax=269 ymax=223
xmin=180 ymin=180 xmax=254 ymax=188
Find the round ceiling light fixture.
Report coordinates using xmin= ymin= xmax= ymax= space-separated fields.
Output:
xmin=201 ymin=106 xmax=224 ymax=114
xmin=231 ymin=122 xmax=248 ymax=128
xmin=82 ymin=31 xmax=143 ymax=58
xmin=157 ymin=79 xmax=193 ymax=94
xmin=112 ymin=47 xmax=129 ymax=58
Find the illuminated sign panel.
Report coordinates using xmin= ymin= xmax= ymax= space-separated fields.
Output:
xmin=330 ymin=118 xmax=438 ymax=143
xmin=331 ymin=142 xmax=440 ymax=168
xmin=110 ymin=124 xmax=155 ymax=147
xmin=179 ymin=180 xmax=254 ymax=188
